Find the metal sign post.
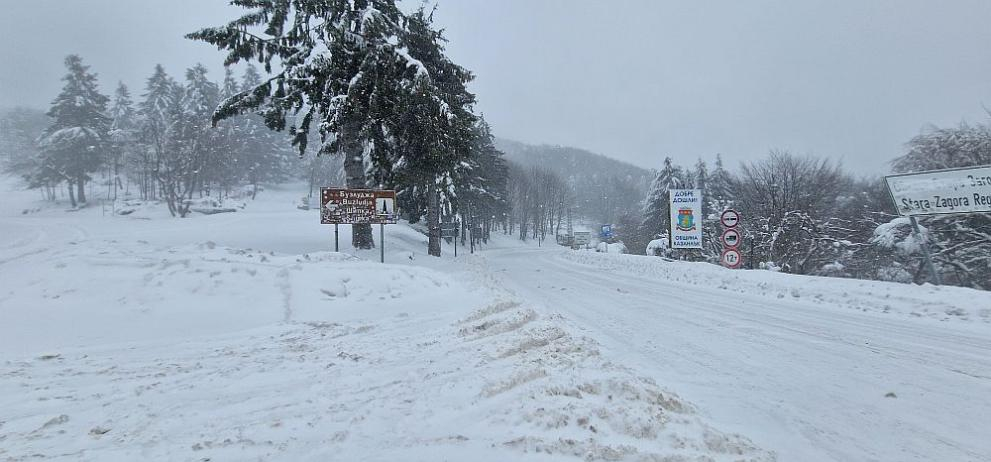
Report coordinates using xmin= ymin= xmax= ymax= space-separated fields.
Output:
xmin=334 ymin=224 xmax=339 ymax=252
xmin=908 ymin=216 xmax=941 ymax=285
xmin=441 ymin=222 xmax=459 ymax=257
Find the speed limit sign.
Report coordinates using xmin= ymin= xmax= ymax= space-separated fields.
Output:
xmin=721 ymin=248 xmax=743 ymax=269
xmin=720 ymin=209 xmax=740 ymax=228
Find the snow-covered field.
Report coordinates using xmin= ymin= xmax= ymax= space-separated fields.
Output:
xmin=1 ymin=178 xmax=773 ymax=461
xmin=3 ymin=176 xmax=990 ymax=461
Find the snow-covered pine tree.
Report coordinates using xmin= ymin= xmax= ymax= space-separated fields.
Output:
xmin=708 ymin=154 xmax=734 ymax=206
xmin=386 ymin=6 xmax=478 ymax=256
xmin=457 ymin=119 xmax=509 ymax=241
xmin=187 ymin=0 xmax=426 ymax=249
xmin=239 ymin=64 xmax=289 ymax=199
xmin=159 ymin=64 xmax=220 ymax=217
xmin=138 ymin=64 xmax=178 ymax=201
xmin=690 ymin=158 xmax=721 ymax=261
xmin=693 ymin=158 xmax=708 ymax=193
xmin=36 ymin=55 xmax=110 ymax=207
xmin=639 ymin=157 xmax=683 ymax=255
xmin=107 ymin=82 xmax=137 ymax=201
xmin=0 ymin=107 xmax=48 ymax=194
xmin=208 ymin=67 xmax=243 ymax=198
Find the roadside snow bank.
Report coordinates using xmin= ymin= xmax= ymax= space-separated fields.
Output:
xmin=0 ymin=239 xmax=472 ymax=357
xmin=560 ymin=251 xmax=991 ymax=324
xmin=0 ymin=298 xmax=773 ymax=462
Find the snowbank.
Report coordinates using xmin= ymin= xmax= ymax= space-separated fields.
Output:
xmin=560 ymin=250 xmax=991 ymax=324
xmin=645 ymin=238 xmax=668 ymax=256
xmin=595 ymin=241 xmax=627 ymax=253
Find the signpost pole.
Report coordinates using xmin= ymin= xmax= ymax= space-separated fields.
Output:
xmin=749 ymin=236 xmax=755 ymax=270
xmin=380 ymin=223 xmax=385 ymax=264
xmin=334 ymin=224 xmax=339 ymax=252
xmin=909 ymin=216 xmax=941 ymax=285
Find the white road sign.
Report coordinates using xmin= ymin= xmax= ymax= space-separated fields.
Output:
xmin=884 ymin=165 xmax=991 ymax=216
xmin=669 ymin=189 xmax=703 ymax=249
xmin=720 ymin=209 xmax=741 ymax=228
xmin=572 ymin=231 xmax=591 ymax=246
xmin=720 ymin=228 xmax=741 ymax=248
xmin=721 ymin=248 xmax=742 ymax=269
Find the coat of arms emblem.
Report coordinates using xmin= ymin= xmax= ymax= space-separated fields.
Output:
xmin=676 ymin=208 xmax=696 ymax=231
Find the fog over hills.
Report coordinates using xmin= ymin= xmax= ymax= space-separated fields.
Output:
xmin=495 ymin=138 xmax=653 ymax=182
xmin=495 ymin=138 xmax=653 ymax=225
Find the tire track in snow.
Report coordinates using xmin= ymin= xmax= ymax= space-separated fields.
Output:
xmin=485 ymin=246 xmax=991 ymax=462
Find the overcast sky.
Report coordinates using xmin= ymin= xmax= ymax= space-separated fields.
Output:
xmin=3 ymin=0 xmax=991 ymax=174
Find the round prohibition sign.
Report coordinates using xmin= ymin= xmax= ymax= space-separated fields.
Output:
xmin=721 ymin=248 xmax=743 ymax=269
xmin=720 ymin=209 xmax=741 ymax=228
xmin=720 ymin=228 xmax=741 ymax=248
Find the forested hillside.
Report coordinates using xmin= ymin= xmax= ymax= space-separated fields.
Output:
xmin=496 ymin=138 xmax=652 ymax=226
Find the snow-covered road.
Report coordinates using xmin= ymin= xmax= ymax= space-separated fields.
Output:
xmin=483 ymin=246 xmax=991 ymax=462
xmin=3 ymin=178 xmax=989 ymax=461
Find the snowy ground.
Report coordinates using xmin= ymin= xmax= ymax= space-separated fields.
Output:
xmin=488 ymin=248 xmax=991 ymax=461
xmin=2 ymin=177 xmax=990 ymax=461
xmin=1 ymin=178 xmax=773 ymax=461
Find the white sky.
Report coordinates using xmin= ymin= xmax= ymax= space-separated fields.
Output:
xmin=3 ymin=0 xmax=991 ymax=174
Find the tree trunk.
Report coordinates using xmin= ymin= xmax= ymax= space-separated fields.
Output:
xmin=308 ymin=164 xmax=316 ymax=199
xmin=427 ymin=182 xmax=441 ymax=257
xmin=76 ymin=177 xmax=86 ymax=204
xmin=342 ymin=127 xmax=373 ymax=249
xmin=251 ymin=171 xmax=259 ymax=200
xmin=67 ymin=181 xmax=77 ymax=208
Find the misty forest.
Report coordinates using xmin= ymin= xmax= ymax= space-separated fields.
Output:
xmin=2 ymin=2 xmax=991 ymax=461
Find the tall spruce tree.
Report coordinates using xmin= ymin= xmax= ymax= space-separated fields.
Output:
xmin=456 ymin=119 xmax=509 ymax=243
xmin=209 ymin=67 xmax=242 ymax=197
xmin=187 ymin=0 xmax=425 ymax=248
xmin=37 ymin=55 xmax=109 ymax=207
xmin=693 ymin=158 xmax=708 ymax=193
xmin=108 ymin=82 xmax=137 ymax=200
xmin=691 ymin=158 xmax=722 ymax=261
xmin=239 ymin=64 xmax=288 ymax=198
xmin=138 ymin=64 xmax=177 ymax=200
xmin=159 ymin=64 xmax=219 ymax=217
xmin=640 ymin=157 xmax=684 ymax=254
xmin=388 ymin=6 xmax=478 ymax=256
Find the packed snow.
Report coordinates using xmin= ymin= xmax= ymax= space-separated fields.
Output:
xmin=2 ymin=176 xmax=989 ymax=461
xmin=1 ymin=177 xmax=773 ymax=461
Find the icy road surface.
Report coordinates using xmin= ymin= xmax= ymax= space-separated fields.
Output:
xmin=483 ymin=247 xmax=991 ymax=462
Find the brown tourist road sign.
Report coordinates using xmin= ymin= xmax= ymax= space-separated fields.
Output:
xmin=320 ymin=188 xmax=398 ymax=225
